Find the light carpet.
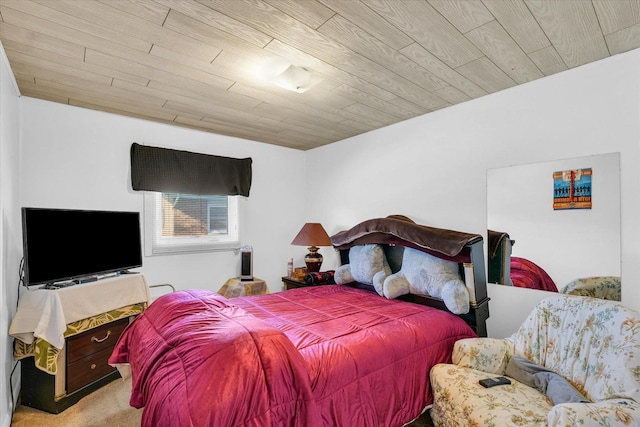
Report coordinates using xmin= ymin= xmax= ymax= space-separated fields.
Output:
xmin=11 ymin=377 xmax=432 ymax=426
xmin=11 ymin=378 xmax=141 ymax=427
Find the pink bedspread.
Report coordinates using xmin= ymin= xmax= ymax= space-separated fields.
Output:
xmin=511 ymin=257 xmax=558 ymax=292
xmin=110 ymin=285 xmax=475 ymax=427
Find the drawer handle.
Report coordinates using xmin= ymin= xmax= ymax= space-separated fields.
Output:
xmin=91 ymin=330 xmax=111 ymax=343
xmin=91 ymin=363 xmax=97 ymax=370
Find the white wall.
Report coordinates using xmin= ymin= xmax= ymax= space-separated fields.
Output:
xmin=0 ymin=42 xmax=21 ymax=427
xmin=19 ymin=98 xmax=307 ymax=293
xmin=307 ymin=49 xmax=640 ymax=339
xmin=488 ymin=153 xmax=621 ymax=288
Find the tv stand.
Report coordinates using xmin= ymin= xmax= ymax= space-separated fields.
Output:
xmin=10 ymin=274 xmax=150 ymax=413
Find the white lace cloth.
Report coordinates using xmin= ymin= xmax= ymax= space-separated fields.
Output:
xmin=9 ymin=274 xmax=150 ymax=349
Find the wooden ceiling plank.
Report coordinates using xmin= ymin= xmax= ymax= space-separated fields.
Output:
xmin=400 ymin=42 xmax=487 ymax=98
xmin=146 ymin=80 xmax=262 ymax=111
xmin=0 ymin=5 xmax=155 ymax=61
xmin=4 ymin=0 xmax=152 ymax=52
xmin=0 ymin=22 xmax=84 ymax=61
xmin=525 ymin=0 xmax=609 ymax=68
xmin=155 ymin=0 xmax=273 ymax=48
xmin=342 ymin=102 xmax=401 ymax=126
xmin=481 ymin=0 xmax=549 ymax=54
xmin=199 ymin=0 xmax=448 ymax=110
xmin=112 ymin=78 xmax=263 ymax=123
xmin=264 ymin=0 xmax=335 ymax=30
xmin=318 ymin=14 xmax=448 ymax=92
xmin=112 ymin=78 xmax=244 ymax=115
xmin=8 ymin=55 xmax=114 ymax=88
xmin=276 ymin=128 xmax=337 ymax=147
xmin=318 ymin=0 xmax=413 ymax=50
xmin=331 ymin=84 xmax=422 ymax=120
xmin=337 ymin=118 xmax=380 ymax=134
xmin=70 ymin=98 xmax=178 ymax=122
xmin=465 ymin=20 xmax=544 ymax=84
xmin=162 ymin=100 xmax=268 ymax=129
xmin=4 ymin=38 xmax=150 ymax=86
xmin=385 ymin=96 xmax=431 ymax=116
xmin=277 ymin=119 xmax=355 ymax=143
xmin=366 ymin=0 xmax=483 ymax=68
xmin=162 ymin=8 xmax=272 ymax=58
xmin=528 ymin=45 xmax=567 ymax=76
xmin=334 ymin=112 xmax=388 ymax=130
xmin=84 ymin=48 xmax=235 ymax=95
xmin=592 ymin=0 xmax=640 ymax=35
xmin=433 ymin=85 xmax=471 ymax=104
xmin=36 ymin=0 xmax=222 ymax=63
xmin=428 ymin=0 xmax=495 ymax=34
xmin=151 ymin=44 xmax=282 ymax=95
xmin=606 ymin=23 xmax=640 ymax=55
xmin=178 ymin=115 xmax=290 ymax=146
xmin=246 ymin=91 xmax=342 ymax=123
xmin=26 ymin=76 xmax=172 ymax=115
xmin=97 ymin=0 xmax=170 ymax=26
xmin=278 ymin=116 xmax=358 ymax=141
xmin=455 ymin=57 xmax=516 ymax=93
xmin=15 ymin=77 xmax=70 ymax=104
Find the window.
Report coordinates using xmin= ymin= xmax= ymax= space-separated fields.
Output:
xmin=144 ymin=192 xmax=240 ymax=255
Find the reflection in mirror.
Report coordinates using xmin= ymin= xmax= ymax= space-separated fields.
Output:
xmin=487 ymin=153 xmax=621 ymax=300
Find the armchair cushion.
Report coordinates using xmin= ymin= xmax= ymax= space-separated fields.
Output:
xmin=429 ymin=365 xmax=552 ymax=426
xmin=452 ymin=337 xmax=513 ymax=375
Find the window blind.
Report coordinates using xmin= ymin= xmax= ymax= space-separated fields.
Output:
xmin=130 ymin=143 xmax=252 ymax=196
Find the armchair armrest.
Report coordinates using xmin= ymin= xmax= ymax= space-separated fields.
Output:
xmin=548 ymin=399 xmax=640 ymax=426
xmin=452 ymin=338 xmax=514 ymax=375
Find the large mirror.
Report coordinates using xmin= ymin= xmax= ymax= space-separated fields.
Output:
xmin=487 ymin=153 xmax=621 ymax=300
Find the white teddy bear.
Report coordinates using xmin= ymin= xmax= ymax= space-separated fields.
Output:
xmin=383 ymin=247 xmax=470 ymax=314
xmin=334 ymin=244 xmax=391 ymax=295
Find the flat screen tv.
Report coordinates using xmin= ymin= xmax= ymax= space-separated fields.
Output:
xmin=21 ymin=207 xmax=143 ymax=287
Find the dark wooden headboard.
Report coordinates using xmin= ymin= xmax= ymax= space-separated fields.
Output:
xmin=331 ymin=216 xmax=490 ymax=337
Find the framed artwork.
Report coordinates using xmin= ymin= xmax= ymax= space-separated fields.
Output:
xmin=553 ymin=168 xmax=592 ymax=210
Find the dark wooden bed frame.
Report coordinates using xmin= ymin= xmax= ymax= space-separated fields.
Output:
xmin=333 ymin=223 xmax=490 ymax=337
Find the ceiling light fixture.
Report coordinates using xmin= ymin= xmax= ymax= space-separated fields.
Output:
xmin=270 ymin=64 xmax=319 ymax=93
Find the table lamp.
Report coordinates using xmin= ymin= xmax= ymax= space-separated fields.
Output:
xmin=291 ymin=223 xmax=332 ymax=272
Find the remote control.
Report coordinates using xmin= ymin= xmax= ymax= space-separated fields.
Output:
xmin=479 ymin=376 xmax=511 ymax=388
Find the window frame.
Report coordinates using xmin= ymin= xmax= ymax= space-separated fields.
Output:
xmin=143 ymin=191 xmax=242 ymax=256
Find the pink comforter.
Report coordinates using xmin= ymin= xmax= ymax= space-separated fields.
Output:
xmin=110 ymin=286 xmax=475 ymax=427
xmin=511 ymin=257 xmax=558 ymax=292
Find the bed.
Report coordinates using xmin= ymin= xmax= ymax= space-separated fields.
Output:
xmin=487 ymin=230 xmax=558 ymax=292
xmin=109 ymin=216 xmax=489 ymax=427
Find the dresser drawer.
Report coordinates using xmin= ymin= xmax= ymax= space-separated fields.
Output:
xmin=66 ymin=318 xmax=128 ymax=364
xmin=66 ymin=346 xmax=118 ymax=394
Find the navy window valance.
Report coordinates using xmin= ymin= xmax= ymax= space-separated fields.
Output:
xmin=130 ymin=143 xmax=252 ymax=197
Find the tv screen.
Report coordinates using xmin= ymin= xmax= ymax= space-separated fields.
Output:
xmin=21 ymin=207 xmax=143 ymax=287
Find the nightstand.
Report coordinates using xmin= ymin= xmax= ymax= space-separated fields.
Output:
xmin=282 ymin=277 xmax=308 ymax=290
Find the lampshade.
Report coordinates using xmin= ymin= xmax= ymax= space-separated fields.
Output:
xmin=291 ymin=223 xmax=332 ymax=247
xmin=291 ymin=223 xmax=332 ymax=273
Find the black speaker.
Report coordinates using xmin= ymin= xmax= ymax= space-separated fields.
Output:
xmin=241 ymin=246 xmax=253 ymax=280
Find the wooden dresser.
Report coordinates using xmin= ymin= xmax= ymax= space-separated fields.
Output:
xmin=20 ymin=317 xmax=133 ymax=413
xmin=66 ymin=317 xmax=129 ymax=394
xmin=10 ymin=274 xmax=150 ymax=413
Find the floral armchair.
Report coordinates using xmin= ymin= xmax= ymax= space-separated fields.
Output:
xmin=561 ymin=276 xmax=621 ymax=301
xmin=429 ymin=294 xmax=640 ymax=426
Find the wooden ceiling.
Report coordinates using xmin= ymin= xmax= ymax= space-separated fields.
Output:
xmin=1 ymin=1 xmax=639 ymax=150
